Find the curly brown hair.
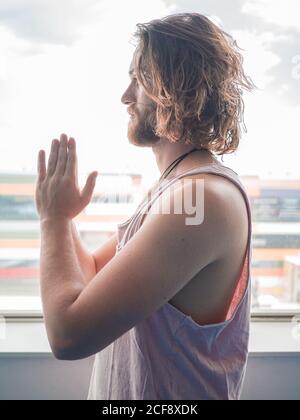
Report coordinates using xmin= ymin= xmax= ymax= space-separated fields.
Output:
xmin=131 ymin=12 xmax=255 ymax=155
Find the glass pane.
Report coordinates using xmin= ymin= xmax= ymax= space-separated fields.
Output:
xmin=0 ymin=174 xmax=147 ymax=302
xmin=0 ymin=0 xmax=299 ymax=316
xmin=246 ymin=176 xmax=300 ymax=311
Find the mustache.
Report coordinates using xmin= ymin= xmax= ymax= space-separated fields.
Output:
xmin=127 ymin=103 xmax=157 ymax=113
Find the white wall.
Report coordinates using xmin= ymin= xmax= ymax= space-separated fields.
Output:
xmin=0 ymin=355 xmax=300 ymax=400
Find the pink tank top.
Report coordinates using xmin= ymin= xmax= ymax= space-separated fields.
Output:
xmin=87 ymin=163 xmax=252 ymax=400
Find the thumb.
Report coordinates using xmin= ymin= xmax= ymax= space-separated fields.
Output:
xmin=80 ymin=172 xmax=99 ymax=205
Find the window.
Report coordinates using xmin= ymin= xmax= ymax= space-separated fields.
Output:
xmin=0 ymin=0 xmax=299 ymax=317
xmin=244 ymin=178 xmax=300 ymax=312
xmin=0 ymin=173 xmax=145 ymax=301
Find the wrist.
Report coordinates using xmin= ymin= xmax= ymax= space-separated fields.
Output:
xmin=40 ymin=216 xmax=72 ymax=225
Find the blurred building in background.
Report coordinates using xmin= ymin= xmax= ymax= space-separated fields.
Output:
xmin=1 ymin=172 xmax=300 ymax=311
xmin=0 ymin=172 xmax=145 ymax=297
xmin=243 ymin=176 xmax=300 ymax=310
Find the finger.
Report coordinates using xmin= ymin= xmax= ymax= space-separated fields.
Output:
xmin=65 ymin=137 xmax=77 ymax=178
xmin=37 ymin=150 xmax=46 ymax=183
xmin=56 ymin=133 xmax=68 ymax=176
xmin=80 ymin=172 xmax=99 ymax=206
xmin=47 ymin=139 xmax=59 ymax=177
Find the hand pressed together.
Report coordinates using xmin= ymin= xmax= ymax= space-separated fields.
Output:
xmin=35 ymin=133 xmax=98 ymax=222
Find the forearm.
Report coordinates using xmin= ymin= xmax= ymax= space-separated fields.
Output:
xmin=39 ymin=218 xmax=85 ymax=346
xmin=71 ymin=220 xmax=96 ymax=285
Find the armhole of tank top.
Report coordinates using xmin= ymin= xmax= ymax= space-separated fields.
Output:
xmin=165 ymin=165 xmax=252 ymax=330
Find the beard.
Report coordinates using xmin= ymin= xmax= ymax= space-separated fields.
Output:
xmin=127 ymin=105 xmax=161 ymax=147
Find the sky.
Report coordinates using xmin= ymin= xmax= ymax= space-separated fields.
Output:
xmin=0 ymin=0 xmax=299 ymax=184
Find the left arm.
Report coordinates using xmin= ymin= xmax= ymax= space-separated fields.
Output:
xmin=39 ymin=217 xmax=85 ymax=355
xmin=35 ymin=133 xmax=98 ymax=357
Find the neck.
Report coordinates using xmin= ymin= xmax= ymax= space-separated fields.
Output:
xmin=152 ymin=140 xmax=211 ymax=178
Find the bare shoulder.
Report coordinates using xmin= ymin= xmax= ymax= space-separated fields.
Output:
xmin=180 ymin=169 xmax=250 ymax=253
xmin=186 ymin=169 xmax=248 ymax=215
xmin=143 ymin=169 xmax=247 ymax=264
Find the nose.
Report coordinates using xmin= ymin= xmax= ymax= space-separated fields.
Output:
xmin=121 ymin=96 xmax=135 ymax=107
xmin=121 ymin=81 xmax=136 ymax=105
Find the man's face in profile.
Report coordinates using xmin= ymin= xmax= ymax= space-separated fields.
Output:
xmin=121 ymin=51 xmax=160 ymax=147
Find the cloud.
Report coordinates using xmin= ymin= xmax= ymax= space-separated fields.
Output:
xmin=243 ymin=0 xmax=300 ymax=105
xmin=243 ymin=0 xmax=300 ymax=31
xmin=162 ymin=0 xmax=255 ymax=30
xmin=0 ymin=0 xmax=104 ymax=46
xmin=0 ymin=0 xmax=174 ymax=176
